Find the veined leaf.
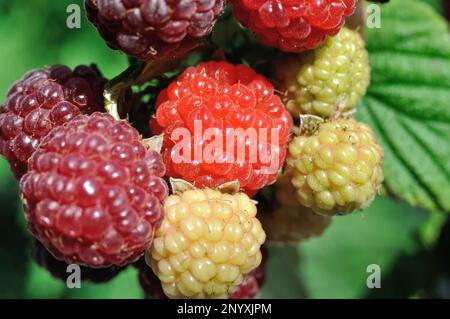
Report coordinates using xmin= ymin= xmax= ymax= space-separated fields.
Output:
xmin=357 ymin=0 xmax=450 ymax=212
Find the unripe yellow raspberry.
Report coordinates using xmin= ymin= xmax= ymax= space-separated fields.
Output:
xmin=287 ymin=118 xmax=384 ymax=216
xmin=276 ymin=27 xmax=370 ymax=118
xmin=146 ymin=189 xmax=266 ymax=299
xmin=259 ymin=175 xmax=332 ymax=244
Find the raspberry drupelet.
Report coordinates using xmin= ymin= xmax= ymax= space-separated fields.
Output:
xmin=231 ymin=0 xmax=357 ymax=53
xmin=229 ymin=245 xmax=267 ymax=299
xmin=0 ymin=65 xmax=106 ymax=179
xmin=151 ymin=61 xmax=293 ymax=195
xmin=20 ymin=113 xmax=168 ymax=268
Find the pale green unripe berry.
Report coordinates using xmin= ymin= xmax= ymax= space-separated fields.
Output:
xmin=287 ymin=118 xmax=384 ymax=216
xmin=147 ymin=189 xmax=265 ymax=299
xmin=277 ymin=27 xmax=370 ymax=118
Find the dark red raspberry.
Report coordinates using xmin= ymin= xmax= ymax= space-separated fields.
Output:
xmin=0 ymin=65 xmax=106 ymax=179
xmin=231 ymin=0 xmax=356 ymax=52
xmin=20 ymin=113 xmax=168 ymax=268
xmin=85 ymin=0 xmax=228 ymax=60
xmin=150 ymin=61 xmax=292 ymax=195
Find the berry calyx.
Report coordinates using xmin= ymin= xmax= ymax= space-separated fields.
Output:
xmin=20 ymin=113 xmax=168 ymax=268
xmin=286 ymin=118 xmax=383 ymax=216
xmin=0 ymin=65 xmax=106 ymax=179
xmin=231 ymin=0 xmax=357 ymax=53
xmin=147 ymin=188 xmax=266 ymax=299
xmin=151 ymin=61 xmax=293 ymax=195
xmin=276 ymin=27 xmax=370 ymax=118
xmin=85 ymin=0 xmax=227 ymax=60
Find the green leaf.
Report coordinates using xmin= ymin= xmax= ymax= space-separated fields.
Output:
xmin=418 ymin=0 xmax=443 ymax=12
xmin=357 ymin=0 xmax=450 ymax=212
xmin=419 ymin=211 xmax=447 ymax=248
xmin=0 ymin=159 xmax=29 ymax=298
xmin=297 ymin=197 xmax=425 ymax=298
xmin=260 ymin=246 xmax=306 ymax=298
xmin=24 ymin=262 xmax=67 ymax=299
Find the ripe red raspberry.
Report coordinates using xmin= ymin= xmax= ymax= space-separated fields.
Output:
xmin=85 ymin=0 xmax=228 ymax=60
xmin=20 ymin=113 xmax=168 ymax=268
xmin=231 ymin=0 xmax=357 ymax=53
xmin=0 ymin=65 xmax=106 ymax=179
xmin=150 ymin=61 xmax=292 ymax=195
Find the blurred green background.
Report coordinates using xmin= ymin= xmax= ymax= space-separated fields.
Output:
xmin=0 ymin=0 xmax=450 ymax=299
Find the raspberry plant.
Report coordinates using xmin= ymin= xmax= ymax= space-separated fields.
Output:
xmin=1 ymin=0 xmax=450 ymax=299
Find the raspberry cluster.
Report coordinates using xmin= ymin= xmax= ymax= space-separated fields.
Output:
xmin=21 ymin=113 xmax=168 ymax=267
xmin=0 ymin=0 xmax=387 ymax=299
xmin=147 ymin=189 xmax=265 ymax=299
xmin=276 ymin=27 xmax=370 ymax=118
xmin=151 ymin=61 xmax=292 ymax=195
xmin=86 ymin=0 xmax=227 ymax=59
xmin=0 ymin=65 xmax=106 ymax=179
xmin=232 ymin=0 xmax=357 ymax=52
xmin=287 ymin=118 xmax=384 ymax=216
